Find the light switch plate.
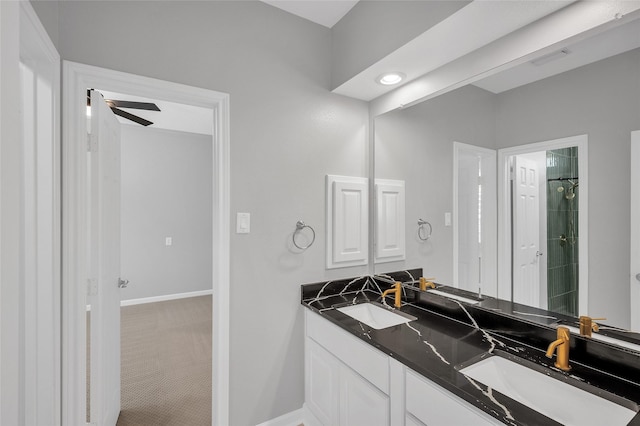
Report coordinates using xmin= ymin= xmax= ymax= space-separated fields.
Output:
xmin=445 ymin=212 xmax=452 ymax=227
xmin=237 ymin=212 xmax=250 ymax=234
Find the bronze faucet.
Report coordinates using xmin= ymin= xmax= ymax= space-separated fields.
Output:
xmin=546 ymin=326 xmax=571 ymax=371
xmin=419 ymin=277 xmax=436 ymax=291
xmin=579 ymin=316 xmax=606 ymax=338
xmin=381 ymin=282 xmax=402 ymax=308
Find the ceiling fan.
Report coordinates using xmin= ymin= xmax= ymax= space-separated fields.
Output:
xmin=87 ymin=89 xmax=161 ymax=127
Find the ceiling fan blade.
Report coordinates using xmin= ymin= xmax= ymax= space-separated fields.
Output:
xmin=111 ymin=107 xmax=154 ymax=126
xmin=106 ymin=99 xmax=161 ymax=111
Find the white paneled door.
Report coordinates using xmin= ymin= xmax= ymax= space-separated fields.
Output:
xmin=513 ymin=156 xmax=540 ymax=307
xmin=88 ymin=90 xmax=122 ymax=426
xmin=453 ymin=142 xmax=497 ymax=297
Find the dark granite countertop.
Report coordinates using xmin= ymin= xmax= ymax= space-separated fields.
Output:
xmin=301 ymin=273 xmax=640 ymax=426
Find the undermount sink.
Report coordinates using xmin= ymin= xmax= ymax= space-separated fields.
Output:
xmin=337 ymin=302 xmax=417 ymax=330
xmin=427 ymin=289 xmax=481 ymax=305
xmin=560 ymin=324 xmax=640 ymax=353
xmin=459 ymin=353 xmax=637 ymax=426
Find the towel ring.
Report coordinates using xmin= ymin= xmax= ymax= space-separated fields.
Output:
xmin=417 ymin=219 xmax=432 ymax=241
xmin=293 ymin=220 xmax=315 ymax=250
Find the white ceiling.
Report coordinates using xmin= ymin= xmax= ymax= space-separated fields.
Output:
xmin=473 ymin=17 xmax=640 ymax=94
xmin=332 ymin=0 xmax=575 ymax=101
xmin=260 ymin=0 xmax=359 ymax=28
xmin=97 ymin=90 xmax=213 ymax=136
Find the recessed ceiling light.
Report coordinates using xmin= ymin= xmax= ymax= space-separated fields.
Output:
xmin=376 ymin=72 xmax=405 ymax=86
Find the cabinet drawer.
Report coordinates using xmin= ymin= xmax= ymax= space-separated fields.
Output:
xmin=306 ymin=310 xmax=389 ymax=393
xmin=406 ymin=369 xmax=500 ymax=426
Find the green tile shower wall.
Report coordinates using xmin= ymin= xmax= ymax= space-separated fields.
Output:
xmin=546 ymin=148 xmax=579 ymax=316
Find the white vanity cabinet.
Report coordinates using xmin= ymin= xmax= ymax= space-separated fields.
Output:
xmin=304 ymin=309 xmax=504 ymax=426
xmin=305 ymin=310 xmax=391 ymax=426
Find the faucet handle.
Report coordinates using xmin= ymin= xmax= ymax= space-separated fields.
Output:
xmin=557 ymin=326 xmax=571 ymax=340
xmin=590 ymin=317 xmax=606 ymax=333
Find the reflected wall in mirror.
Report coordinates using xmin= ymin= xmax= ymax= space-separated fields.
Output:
xmin=374 ymin=19 xmax=640 ymax=330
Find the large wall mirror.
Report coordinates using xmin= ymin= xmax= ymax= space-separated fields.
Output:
xmin=373 ymin=17 xmax=640 ymax=330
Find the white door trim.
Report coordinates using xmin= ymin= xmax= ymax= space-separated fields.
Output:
xmin=631 ymin=131 xmax=640 ymax=331
xmin=62 ymin=61 xmax=230 ymax=425
xmin=2 ymin=1 xmax=61 ymax=424
xmin=497 ymin=135 xmax=588 ymax=314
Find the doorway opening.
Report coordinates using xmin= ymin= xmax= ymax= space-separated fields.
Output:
xmin=63 ymin=62 xmax=230 ymax=426
xmin=86 ymin=88 xmax=215 ymax=424
xmin=510 ymin=148 xmax=580 ymax=314
xmin=498 ymin=135 xmax=588 ymax=315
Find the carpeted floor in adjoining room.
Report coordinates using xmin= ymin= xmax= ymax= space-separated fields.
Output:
xmin=117 ymin=295 xmax=212 ymax=426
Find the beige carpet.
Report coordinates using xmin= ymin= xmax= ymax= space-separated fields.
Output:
xmin=117 ymin=295 xmax=212 ymax=425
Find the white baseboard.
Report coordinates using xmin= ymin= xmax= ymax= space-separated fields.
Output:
xmin=85 ymin=289 xmax=212 ymax=311
xmin=120 ymin=289 xmax=213 ymax=307
xmin=255 ymin=408 xmax=304 ymax=426
xmin=256 ymin=405 xmax=321 ymax=426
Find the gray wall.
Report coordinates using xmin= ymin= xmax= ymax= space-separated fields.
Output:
xmin=495 ymin=48 xmax=640 ymax=327
xmin=374 ymin=85 xmax=496 ymax=281
xmin=32 ymin=1 xmax=369 ymax=424
xmin=120 ymin=126 xmax=212 ymax=301
xmin=331 ymin=0 xmax=469 ymax=90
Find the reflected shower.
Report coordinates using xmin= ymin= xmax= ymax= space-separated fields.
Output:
xmin=565 ymin=179 xmax=579 ymax=200
xmin=553 ymin=177 xmax=579 ymax=200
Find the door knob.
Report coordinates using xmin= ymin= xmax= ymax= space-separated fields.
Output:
xmin=536 ymin=251 xmax=544 ymax=257
xmin=636 ymin=273 xmax=640 ymax=282
xmin=118 ymin=278 xmax=129 ymax=288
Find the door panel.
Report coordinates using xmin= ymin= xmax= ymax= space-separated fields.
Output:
xmin=513 ymin=156 xmax=540 ymax=307
xmin=339 ymin=365 xmax=389 ymax=426
xmin=306 ymin=339 xmax=339 ymax=425
xmin=457 ymin=152 xmax=478 ymax=291
xmin=454 ymin=143 xmax=497 ymax=296
xmin=88 ymin=90 xmax=122 ymax=426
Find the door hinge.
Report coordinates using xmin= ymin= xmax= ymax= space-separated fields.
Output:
xmin=87 ymin=132 xmax=98 ymax=152
xmin=87 ymin=278 xmax=98 ymax=296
